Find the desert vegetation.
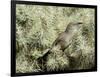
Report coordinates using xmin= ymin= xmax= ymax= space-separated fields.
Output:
xmin=16 ymin=4 xmax=95 ymax=73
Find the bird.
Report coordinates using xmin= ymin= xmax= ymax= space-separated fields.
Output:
xmin=39 ymin=22 xmax=83 ymax=59
xmin=37 ymin=22 xmax=83 ymax=71
xmin=51 ymin=22 xmax=83 ymax=51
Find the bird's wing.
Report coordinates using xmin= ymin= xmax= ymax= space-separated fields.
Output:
xmin=52 ymin=33 xmax=65 ymax=47
xmin=52 ymin=38 xmax=61 ymax=47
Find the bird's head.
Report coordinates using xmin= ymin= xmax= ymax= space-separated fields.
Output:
xmin=65 ymin=22 xmax=83 ymax=33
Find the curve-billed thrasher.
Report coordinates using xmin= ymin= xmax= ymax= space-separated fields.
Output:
xmin=52 ymin=22 xmax=83 ymax=51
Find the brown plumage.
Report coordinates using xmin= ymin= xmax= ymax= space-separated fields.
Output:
xmin=52 ymin=22 xmax=83 ymax=51
xmin=38 ymin=22 xmax=83 ymax=70
xmin=40 ymin=22 xmax=83 ymax=60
